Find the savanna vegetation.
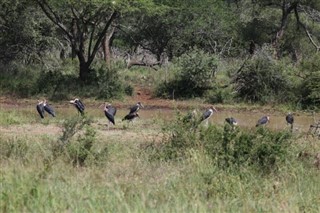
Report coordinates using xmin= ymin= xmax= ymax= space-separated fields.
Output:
xmin=1 ymin=108 xmax=320 ymax=212
xmin=1 ymin=0 xmax=320 ymax=212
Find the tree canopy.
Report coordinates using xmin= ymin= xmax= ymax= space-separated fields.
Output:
xmin=2 ymin=0 xmax=320 ymax=106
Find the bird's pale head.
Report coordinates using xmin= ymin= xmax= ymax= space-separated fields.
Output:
xmin=210 ymin=106 xmax=217 ymax=112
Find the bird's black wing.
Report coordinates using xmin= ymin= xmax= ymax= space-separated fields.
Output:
xmin=230 ymin=117 xmax=237 ymax=125
xmin=286 ymin=114 xmax=294 ymax=124
xmin=76 ymin=100 xmax=85 ymax=111
xmin=225 ymin=117 xmax=232 ymax=125
xmin=108 ymin=106 xmax=117 ymax=116
xmin=75 ymin=100 xmax=85 ymax=114
xmin=129 ymin=105 xmax=139 ymax=114
xmin=36 ymin=104 xmax=44 ymax=119
xmin=201 ymin=110 xmax=212 ymax=121
xmin=256 ymin=116 xmax=267 ymax=126
xmin=123 ymin=113 xmax=134 ymax=121
xmin=44 ymin=105 xmax=55 ymax=117
xmin=105 ymin=111 xmax=115 ymax=125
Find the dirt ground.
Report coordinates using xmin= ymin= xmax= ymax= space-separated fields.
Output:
xmin=0 ymin=86 xmax=210 ymax=110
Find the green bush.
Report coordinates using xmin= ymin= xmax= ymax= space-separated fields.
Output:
xmin=96 ymin=64 xmax=125 ymax=99
xmin=155 ymin=48 xmax=218 ymax=98
xmin=232 ymin=49 xmax=292 ymax=103
xmin=124 ymin=85 xmax=134 ymax=96
xmin=0 ymin=59 xmax=127 ymax=100
xmin=65 ymin=125 xmax=96 ymax=166
xmin=54 ymin=116 xmax=108 ymax=166
xmin=0 ymin=63 xmax=41 ymax=97
xmin=205 ymin=84 xmax=234 ymax=104
xmin=148 ymin=113 xmax=292 ymax=174
xmin=299 ymin=54 xmax=320 ymax=108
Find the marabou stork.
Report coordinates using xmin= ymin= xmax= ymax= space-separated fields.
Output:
xmin=256 ymin=116 xmax=270 ymax=127
xmin=129 ymin=102 xmax=144 ymax=114
xmin=43 ymin=100 xmax=56 ymax=117
xmin=225 ymin=117 xmax=238 ymax=126
xmin=201 ymin=106 xmax=218 ymax=125
xmin=122 ymin=112 xmax=139 ymax=122
xmin=36 ymin=100 xmax=45 ymax=119
xmin=70 ymin=98 xmax=85 ymax=115
xmin=103 ymin=103 xmax=117 ymax=126
xmin=286 ymin=112 xmax=294 ymax=131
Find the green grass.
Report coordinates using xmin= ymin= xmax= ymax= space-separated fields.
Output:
xmin=1 ymin=108 xmax=320 ymax=212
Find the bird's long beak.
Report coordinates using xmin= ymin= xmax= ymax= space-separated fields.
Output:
xmin=140 ymin=103 xmax=144 ymax=108
xmin=98 ymin=103 xmax=105 ymax=109
xmin=69 ymin=100 xmax=75 ymax=104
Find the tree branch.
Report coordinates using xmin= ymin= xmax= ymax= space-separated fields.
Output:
xmin=87 ymin=10 xmax=118 ymax=65
xmin=36 ymin=0 xmax=73 ymax=40
xmin=294 ymin=7 xmax=320 ymax=52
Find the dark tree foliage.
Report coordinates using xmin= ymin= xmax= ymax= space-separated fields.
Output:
xmin=0 ymin=0 xmax=56 ymax=64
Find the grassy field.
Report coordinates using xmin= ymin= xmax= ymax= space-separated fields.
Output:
xmin=1 ymin=105 xmax=320 ymax=212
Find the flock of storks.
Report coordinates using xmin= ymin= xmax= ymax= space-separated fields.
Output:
xmin=36 ymin=99 xmax=294 ymax=130
xmin=36 ymin=99 xmax=144 ymax=126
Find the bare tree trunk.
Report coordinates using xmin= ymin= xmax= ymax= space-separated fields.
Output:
xmin=77 ymin=49 xmax=90 ymax=81
xmin=272 ymin=1 xmax=298 ymax=58
xmin=102 ymin=26 xmax=115 ymax=68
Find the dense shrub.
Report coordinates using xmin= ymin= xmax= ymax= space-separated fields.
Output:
xmin=148 ymin=112 xmax=292 ymax=174
xmin=0 ymin=59 xmax=127 ymax=100
xmin=299 ymin=54 xmax=320 ymax=108
xmin=54 ymin=116 xmax=109 ymax=167
xmin=155 ymin=48 xmax=218 ymax=98
xmin=232 ymin=48 xmax=292 ymax=103
xmin=96 ymin=64 xmax=125 ymax=99
xmin=205 ymin=84 xmax=234 ymax=104
xmin=0 ymin=63 xmax=41 ymax=97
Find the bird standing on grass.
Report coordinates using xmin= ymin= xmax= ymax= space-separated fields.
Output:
xmin=201 ymin=106 xmax=218 ymax=126
xmin=103 ymin=103 xmax=117 ymax=126
xmin=129 ymin=102 xmax=144 ymax=114
xmin=36 ymin=100 xmax=45 ymax=119
xmin=70 ymin=98 xmax=85 ymax=115
xmin=256 ymin=116 xmax=270 ymax=127
xmin=225 ymin=117 xmax=238 ymax=126
xmin=43 ymin=100 xmax=56 ymax=117
xmin=286 ymin=112 xmax=294 ymax=131
xmin=122 ymin=113 xmax=140 ymax=122
xmin=122 ymin=102 xmax=144 ymax=124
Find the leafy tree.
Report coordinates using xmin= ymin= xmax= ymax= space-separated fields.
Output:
xmin=35 ymin=0 xmax=120 ymax=82
xmin=119 ymin=0 xmax=238 ymax=62
xmin=0 ymin=0 xmax=56 ymax=65
xmin=234 ymin=0 xmax=320 ymax=58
